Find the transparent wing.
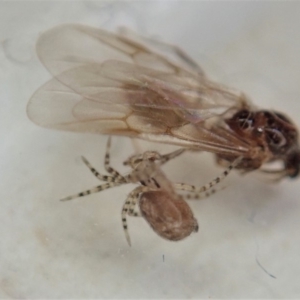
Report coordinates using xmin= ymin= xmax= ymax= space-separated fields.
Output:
xmin=36 ymin=23 xmax=200 ymax=77
xmin=28 ymin=24 xmax=253 ymax=156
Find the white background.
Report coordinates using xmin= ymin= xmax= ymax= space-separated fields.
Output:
xmin=1 ymin=1 xmax=300 ymax=298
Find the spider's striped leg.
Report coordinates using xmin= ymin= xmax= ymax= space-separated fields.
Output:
xmin=127 ymin=194 xmax=142 ymax=217
xmin=81 ymin=156 xmax=123 ymax=183
xmin=173 ymin=156 xmax=242 ymax=194
xmin=60 ymin=182 xmax=123 ymax=201
xmin=121 ymin=186 xmax=152 ymax=246
xmin=184 ymin=186 xmax=226 ymax=200
xmin=123 ymin=148 xmax=185 ymax=169
xmin=158 ymin=148 xmax=186 ymax=165
xmin=104 ymin=137 xmax=124 ymax=181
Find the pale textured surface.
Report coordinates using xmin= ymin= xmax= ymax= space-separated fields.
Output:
xmin=1 ymin=1 xmax=300 ymax=298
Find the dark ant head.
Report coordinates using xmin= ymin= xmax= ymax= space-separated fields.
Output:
xmin=226 ymin=109 xmax=300 ymax=178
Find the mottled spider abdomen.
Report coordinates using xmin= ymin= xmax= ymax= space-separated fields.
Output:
xmin=139 ymin=191 xmax=198 ymax=241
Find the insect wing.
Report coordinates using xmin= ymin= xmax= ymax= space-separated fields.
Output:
xmin=36 ymin=23 xmax=193 ymax=77
xmin=28 ymin=24 xmax=252 ymax=155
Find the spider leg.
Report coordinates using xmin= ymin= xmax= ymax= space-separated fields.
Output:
xmin=173 ymin=156 xmax=242 ymax=194
xmin=81 ymin=156 xmax=124 ymax=183
xmin=123 ymin=148 xmax=185 ymax=168
xmin=184 ymin=186 xmax=226 ymax=200
xmin=104 ymin=137 xmax=124 ymax=181
xmin=158 ymin=148 xmax=186 ymax=165
xmin=121 ymin=186 xmax=152 ymax=246
xmin=60 ymin=182 xmax=122 ymax=201
xmin=127 ymin=196 xmax=142 ymax=217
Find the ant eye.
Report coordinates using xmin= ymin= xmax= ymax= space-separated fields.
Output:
xmin=265 ymin=128 xmax=286 ymax=148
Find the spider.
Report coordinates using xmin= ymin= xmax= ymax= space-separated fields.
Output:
xmin=61 ymin=137 xmax=241 ymax=246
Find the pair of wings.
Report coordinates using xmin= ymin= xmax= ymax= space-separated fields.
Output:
xmin=27 ymin=24 xmax=254 ymax=156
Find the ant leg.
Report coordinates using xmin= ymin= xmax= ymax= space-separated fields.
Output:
xmin=118 ymin=27 xmax=204 ymax=75
xmin=60 ymin=182 xmax=122 ymax=201
xmin=257 ymin=168 xmax=286 ymax=183
xmin=169 ymin=45 xmax=205 ymax=75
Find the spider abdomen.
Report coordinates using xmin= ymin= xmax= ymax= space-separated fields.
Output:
xmin=139 ymin=191 xmax=198 ymax=241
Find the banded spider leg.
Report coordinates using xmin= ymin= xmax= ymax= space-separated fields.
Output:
xmin=173 ymin=156 xmax=242 ymax=199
